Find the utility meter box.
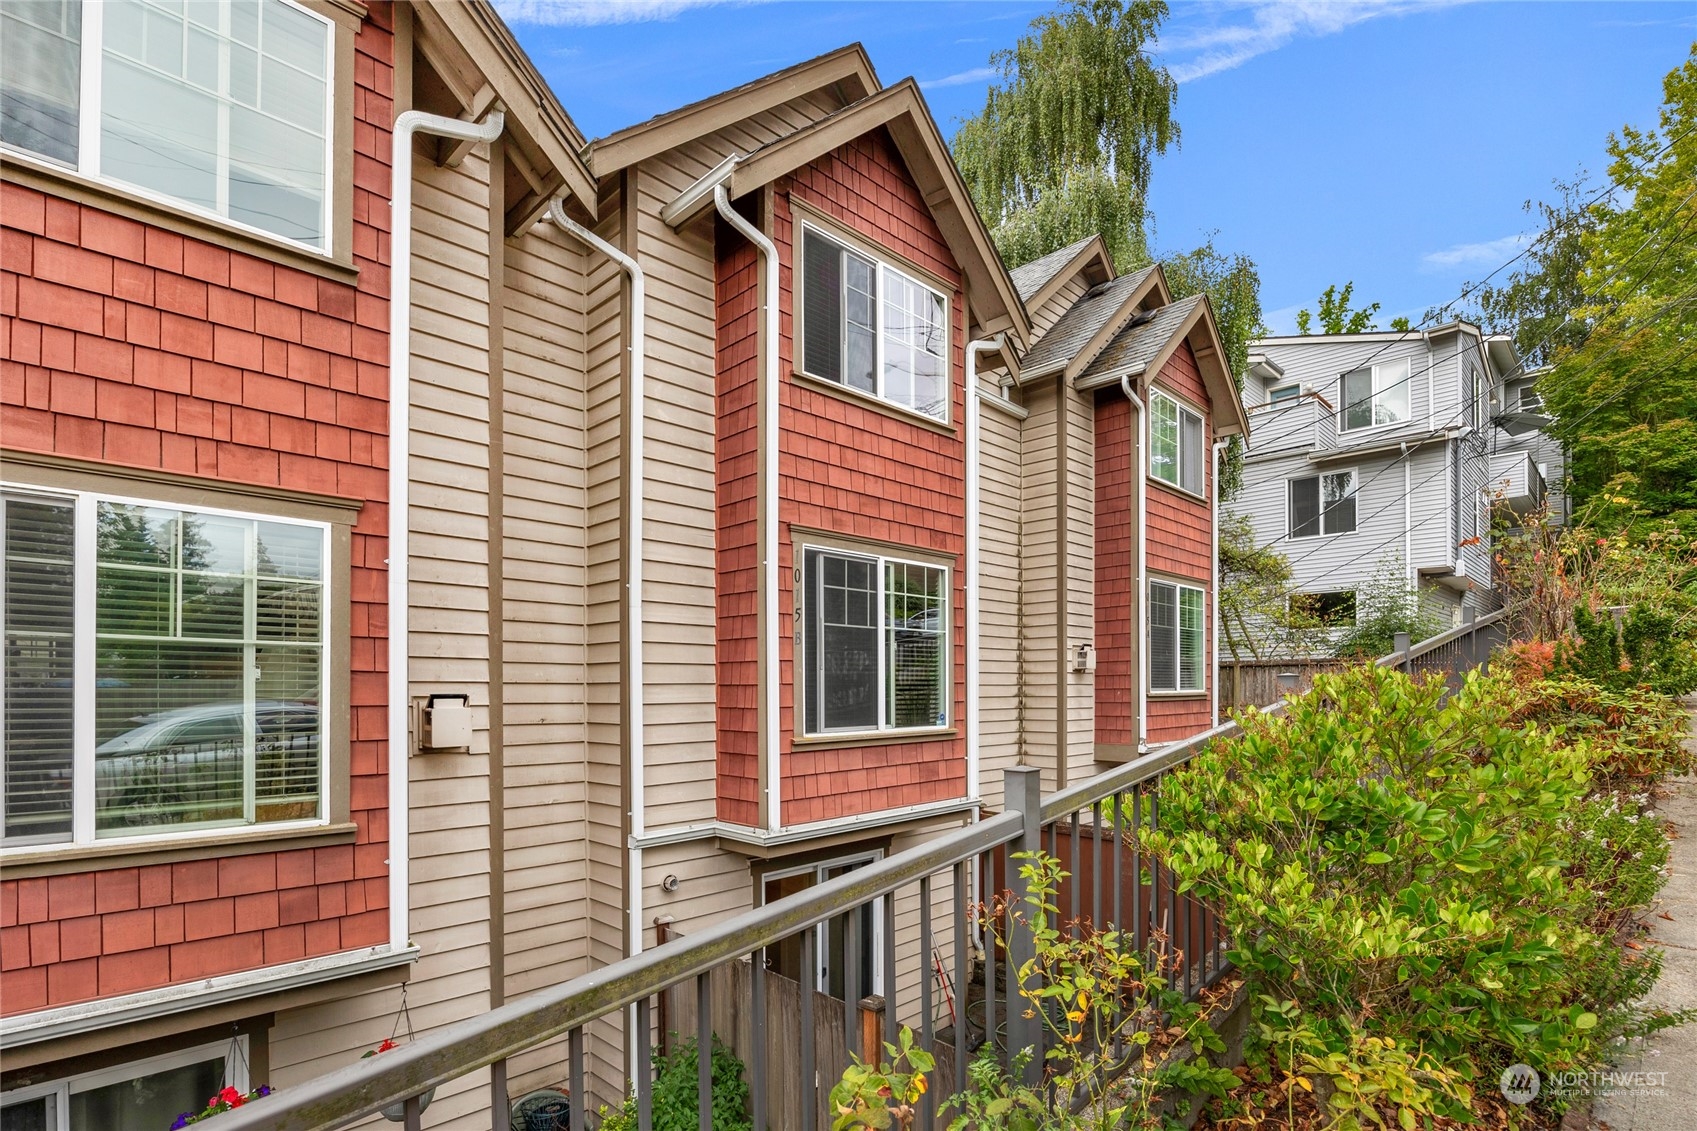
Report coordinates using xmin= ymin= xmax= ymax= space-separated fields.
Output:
xmin=421 ymin=694 xmax=472 ymax=752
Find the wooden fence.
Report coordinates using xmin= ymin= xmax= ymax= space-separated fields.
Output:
xmin=1221 ymin=659 xmax=1350 ymax=711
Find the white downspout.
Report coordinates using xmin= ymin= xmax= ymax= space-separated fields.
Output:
xmin=965 ymin=337 xmax=1000 ymax=805
xmin=1210 ymin=438 xmax=1229 ymax=728
xmin=713 ymin=185 xmax=781 ymax=832
xmin=387 ymin=108 xmax=505 ymax=954
xmin=1120 ymin=376 xmax=1147 ymax=751
xmin=543 ymin=205 xmax=647 ymax=964
xmin=1401 ymin=441 xmax=1414 ymax=589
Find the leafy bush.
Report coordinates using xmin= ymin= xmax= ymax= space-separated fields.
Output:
xmin=1153 ymin=664 xmax=1682 ymax=1125
xmin=1505 ymin=671 xmax=1691 ymax=782
xmin=597 ymin=1036 xmax=751 ymax=1131
xmin=1330 ymin=560 xmax=1446 ymax=660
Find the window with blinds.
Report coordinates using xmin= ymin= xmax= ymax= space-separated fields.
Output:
xmin=1149 ymin=580 xmax=1205 ymax=693
xmin=799 ymin=225 xmax=948 ymax=421
xmin=1148 ymin=390 xmax=1205 ymax=495
xmin=1 ymin=491 xmax=327 ymax=848
xmin=802 ymin=546 xmax=948 ymax=736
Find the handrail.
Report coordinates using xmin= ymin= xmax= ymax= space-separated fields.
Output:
xmin=217 ymin=600 xmax=1518 ymax=1131
xmin=214 ymin=812 xmax=1024 ymax=1131
xmin=1374 ymin=601 xmax=1518 ymax=669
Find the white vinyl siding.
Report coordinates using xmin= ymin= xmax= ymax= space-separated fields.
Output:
xmin=799 ymin=224 xmax=948 ymax=421
xmin=1149 ymin=390 xmax=1204 ymax=495
xmin=0 ymin=0 xmax=333 ymax=249
xmin=1 ymin=489 xmax=328 ymax=848
xmin=1149 ymin=580 xmax=1204 ymax=693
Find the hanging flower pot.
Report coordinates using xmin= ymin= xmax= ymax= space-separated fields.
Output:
xmin=168 ymin=1085 xmax=275 ymax=1128
xmin=363 ymin=1039 xmax=437 ymax=1122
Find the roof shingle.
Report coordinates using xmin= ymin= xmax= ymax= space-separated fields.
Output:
xmin=1019 ymin=266 xmax=1157 ymax=378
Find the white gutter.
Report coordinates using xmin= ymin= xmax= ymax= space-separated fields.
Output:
xmin=1210 ymin=438 xmax=1229 ymax=728
xmin=1120 ymin=376 xmax=1147 ymax=751
xmin=713 ymin=184 xmax=781 ymax=832
xmin=387 ymin=108 xmax=505 ymax=953
xmin=542 ymin=205 xmax=647 ymax=964
xmin=964 ymin=337 xmax=999 ymax=806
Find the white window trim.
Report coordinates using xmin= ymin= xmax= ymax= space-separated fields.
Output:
xmin=1337 ymin=359 xmax=1413 ymax=435
xmin=0 ymin=482 xmax=332 ymax=856
xmin=0 ymin=1037 xmax=246 ymax=1130
xmin=1148 ymin=578 xmax=1206 ymax=694
xmin=760 ymin=851 xmax=885 ymax=996
xmin=795 ymin=218 xmax=952 ymax=425
xmin=1286 ymin=467 xmax=1358 ymax=541
xmin=798 ymin=543 xmax=951 ymax=739
xmin=1147 ymin=388 xmax=1207 ymax=497
xmin=1 ymin=0 xmax=336 ymax=256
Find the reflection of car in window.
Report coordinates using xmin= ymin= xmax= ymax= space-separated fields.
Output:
xmin=95 ymin=701 xmax=319 ymax=827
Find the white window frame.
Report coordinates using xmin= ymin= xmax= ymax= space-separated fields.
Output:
xmin=1287 ymin=468 xmax=1358 ymax=540
xmin=1337 ymin=358 xmax=1412 ymax=434
xmin=1148 ymin=579 xmax=1206 ymax=694
xmin=796 ymin=219 xmax=952 ymax=424
xmin=0 ymin=1037 xmax=245 ymax=1131
xmin=797 ymin=543 xmax=951 ymax=739
xmin=0 ymin=483 xmax=332 ymax=854
xmin=760 ymin=851 xmax=885 ymax=996
xmin=1267 ymin=384 xmax=1300 ymax=406
xmin=1148 ymin=389 xmax=1206 ymax=496
xmin=0 ymin=0 xmax=335 ymax=254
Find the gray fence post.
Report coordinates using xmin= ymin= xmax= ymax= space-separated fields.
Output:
xmin=1393 ymin=631 xmax=1412 ymax=673
xmin=1004 ymin=766 xmax=1044 ymax=1084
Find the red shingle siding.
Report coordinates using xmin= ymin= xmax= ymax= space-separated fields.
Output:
xmin=715 ymin=127 xmax=969 ymax=827
xmin=0 ymin=8 xmax=394 ymax=1012
xmin=1094 ymin=340 xmax=1217 ymax=747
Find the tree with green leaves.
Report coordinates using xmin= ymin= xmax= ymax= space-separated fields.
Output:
xmin=1293 ymin=281 xmax=1384 ymax=335
xmin=1538 ymin=47 xmax=1697 ymax=535
xmin=953 ymin=0 xmax=1178 ymax=273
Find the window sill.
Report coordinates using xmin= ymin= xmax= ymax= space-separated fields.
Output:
xmin=1148 ymin=477 xmax=1208 ymax=505
xmin=792 ymin=728 xmax=958 ymax=751
xmin=1148 ymin=691 xmax=1208 ymax=701
xmin=0 ymin=822 xmax=359 ymax=878
xmin=1 ymin=157 xmax=359 ymax=285
xmin=789 ymin=370 xmax=957 ymax=438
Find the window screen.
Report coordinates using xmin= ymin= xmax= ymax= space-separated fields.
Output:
xmin=3 ymin=496 xmax=76 ymax=844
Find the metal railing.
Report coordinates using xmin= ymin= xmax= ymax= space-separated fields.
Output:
xmin=1379 ymin=602 xmax=1516 ymax=686
xmin=219 ymin=608 xmax=1516 ymax=1131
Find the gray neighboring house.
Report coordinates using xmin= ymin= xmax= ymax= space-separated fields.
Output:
xmin=1229 ymin=323 xmax=1558 ymax=657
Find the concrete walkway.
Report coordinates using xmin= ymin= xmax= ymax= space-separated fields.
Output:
xmin=1588 ymin=702 xmax=1697 ymax=1130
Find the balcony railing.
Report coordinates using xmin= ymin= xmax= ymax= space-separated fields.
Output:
xmin=217 ymin=607 xmax=1515 ymax=1131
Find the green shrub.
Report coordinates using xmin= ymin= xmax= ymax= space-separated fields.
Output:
xmin=597 ymin=1036 xmax=751 ymax=1131
xmin=1509 ymin=673 xmax=1691 ymax=782
xmin=1153 ymin=664 xmax=1681 ymax=1124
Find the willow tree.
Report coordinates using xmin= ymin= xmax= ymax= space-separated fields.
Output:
xmin=952 ymin=0 xmax=1178 ymax=271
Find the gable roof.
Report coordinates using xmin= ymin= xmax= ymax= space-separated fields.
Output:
xmin=585 ymin=45 xmax=880 ymax=178
xmin=1075 ymin=292 xmax=1252 ymax=439
xmin=666 ymin=78 xmax=1031 ymax=345
xmin=415 ymin=2 xmax=598 ymax=225
xmin=1009 ymin=235 xmax=1113 ymax=304
xmin=1017 ymin=266 xmax=1163 ymax=381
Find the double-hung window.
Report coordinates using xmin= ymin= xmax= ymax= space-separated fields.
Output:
xmin=799 ymin=225 xmax=949 ymax=421
xmin=801 ymin=545 xmax=948 ymax=735
xmin=1288 ymin=471 xmax=1357 ymax=538
xmin=1148 ymin=580 xmax=1205 ymax=693
xmin=0 ymin=0 xmax=334 ymax=249
xmin=1339 ymin=358 xmax=1411 ymax=432
xmin=2 ymin=490 xmax=328 ymax=848
xmin=1149 ymin=390 xmax=1205 ymax=495
xmin=1267 ymin=384 xmax=1300 ymax=406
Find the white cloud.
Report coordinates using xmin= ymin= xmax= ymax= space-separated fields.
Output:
xmin=495 ymin=0 xmax=750 ymax=27
xmin=920 ymin=66 xmax=996 ymax=91
xmin=1159 ymin=1 xmax=1473 ymax=83
xmin=1421 ymin=232 xmax=1531 ymax=271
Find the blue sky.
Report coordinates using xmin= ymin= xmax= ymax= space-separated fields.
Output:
xmin=498 ymin=1 xmax=1695 ymax=333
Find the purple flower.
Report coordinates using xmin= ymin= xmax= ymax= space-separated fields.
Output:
xmin=257 ymin=1086 xmax=272 ymax=1097
xmin=171 ymin=1115 xmax=190 ymax=1130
